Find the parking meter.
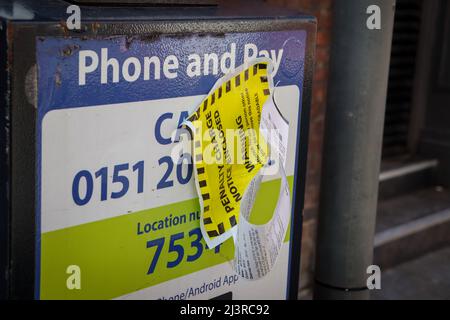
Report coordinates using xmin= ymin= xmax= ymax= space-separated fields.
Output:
xmin=0 ymin=0 xmax=316 ymax=300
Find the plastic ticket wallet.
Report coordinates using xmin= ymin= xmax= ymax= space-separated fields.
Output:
xmin=183 ymin=59 xmax=292 ymax=280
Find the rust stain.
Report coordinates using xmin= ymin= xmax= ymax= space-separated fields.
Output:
xmin=55 ymin=65 xmax=62 ymax=87
xmin=60 ymin=44 xmax=80 ymax=57
xmin=59 ymin=20 xmax=69 ymax=37
xmin=125 ymin=35 xmax=139 ymax=50
xmin=91 ymin=22 xmax=101 ymax=35
xmin=135 ymin=32 xmax=226 ymax=45
xmin=138 ymin=33 xmax=163 ymax=43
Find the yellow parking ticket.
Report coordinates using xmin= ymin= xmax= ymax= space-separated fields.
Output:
xmin=183 ymin=60 xmax=273 ymax=249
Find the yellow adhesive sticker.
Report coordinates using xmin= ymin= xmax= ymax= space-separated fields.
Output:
xmin=184 ymin=61 xmax=272 ymax=249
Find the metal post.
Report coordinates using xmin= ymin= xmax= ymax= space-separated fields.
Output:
xmin=314 ymin=0 xmax=396 ymax=300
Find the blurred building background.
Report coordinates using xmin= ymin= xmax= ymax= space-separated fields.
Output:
xmin=269 ymin=0 xmax=450 ymax=299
